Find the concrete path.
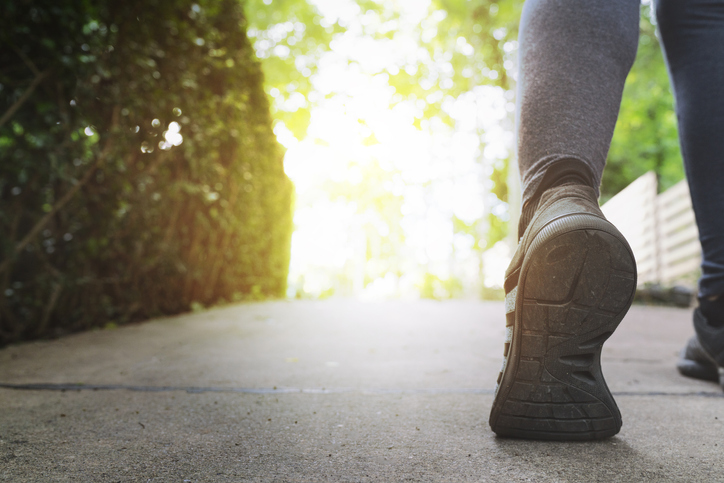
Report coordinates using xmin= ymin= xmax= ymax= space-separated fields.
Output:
xmin=0 ymin=300 xmax=721 ymax=482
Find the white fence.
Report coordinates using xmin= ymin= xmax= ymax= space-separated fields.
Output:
xmin=601 ymin=172 xmax=701 ymax=288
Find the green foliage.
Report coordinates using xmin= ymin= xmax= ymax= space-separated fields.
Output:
xmin=246 ymin=0 xmax=526 ymax=297
xmin=244 ymin=0 xmax=340 ymax=140
xmin=435 ymin=0 xmax=522 ymax=94
xmin=0 ymin=0 xmax=293 ymax=344
xmin=431 ymin=0 xmax=522 ymax=248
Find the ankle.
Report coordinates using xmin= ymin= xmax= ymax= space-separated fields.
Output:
xmin=699 ymin=295 xmax=724 ymax=328
xmin=551 ymin=173 xmax=589 ymax=189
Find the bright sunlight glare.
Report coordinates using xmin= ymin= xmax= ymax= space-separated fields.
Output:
xmin=266 ymin=0 xmax=515 ymax=299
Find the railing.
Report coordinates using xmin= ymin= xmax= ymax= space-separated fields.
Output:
xmin=600 ymin=172 xmax=700 ymax=288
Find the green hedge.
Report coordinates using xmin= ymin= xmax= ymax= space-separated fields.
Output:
xmin=0 ymin=0 xmax=293 ymax=344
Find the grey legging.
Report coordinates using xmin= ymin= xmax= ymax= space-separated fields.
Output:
xmin=517 ymin=0 xmax=724 ymax=298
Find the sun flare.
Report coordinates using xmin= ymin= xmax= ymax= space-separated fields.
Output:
xmin=254 ymin=0 xmax=517 ymax=299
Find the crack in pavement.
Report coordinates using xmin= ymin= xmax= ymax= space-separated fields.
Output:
xmin=1 ymin=382 xmax=723 ymax=397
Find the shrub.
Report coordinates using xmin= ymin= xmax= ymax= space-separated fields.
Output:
xmin=0 ymin=0 xmax=293 ymax=344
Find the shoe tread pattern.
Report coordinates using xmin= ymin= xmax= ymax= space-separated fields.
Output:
xmin=491 ymin=227 xmax=636 ymax=441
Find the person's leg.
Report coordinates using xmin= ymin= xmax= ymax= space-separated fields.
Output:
xmin=516 ymin=0 xmax=640 ymax=236
xmin=655 ymin=0 xmax=724 ymax=303
xmin=655 ymin=0 xmax=724 ymax=380
xmin=490 ymin=0 xmax=640 ymax=441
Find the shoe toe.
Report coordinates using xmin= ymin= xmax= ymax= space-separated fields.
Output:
xmin=677 ymin=335 xmax=719 ymax=383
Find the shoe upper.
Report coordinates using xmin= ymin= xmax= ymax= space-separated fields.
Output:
xmin=505 ymin=184 xmax=605 ymax=293
xmin=681 ymin=332 xmax=718 ymax=366
xmin=693 ymin=307 xmax=724 ymax=366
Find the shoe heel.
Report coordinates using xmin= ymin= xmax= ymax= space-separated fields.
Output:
xmin=491 ymin=216 xmax=637 ymax=441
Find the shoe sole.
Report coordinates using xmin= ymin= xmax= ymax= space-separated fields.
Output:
xmin=490 ymin=214 xmax=637 ymax=441
xmin=676 ymin=358 xmax=719 ymax=383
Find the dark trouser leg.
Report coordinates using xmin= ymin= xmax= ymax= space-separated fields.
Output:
xmin=655 ymin=0 xmax=724 ymax=300
xmin=516 ymin=0 xmax=640 ymax=235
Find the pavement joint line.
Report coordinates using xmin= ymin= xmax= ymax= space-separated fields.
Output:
xmin=0 ymin=383 xmax=723 ymax=397
xmin=0 ymin=383 xmax=491 ymax=395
